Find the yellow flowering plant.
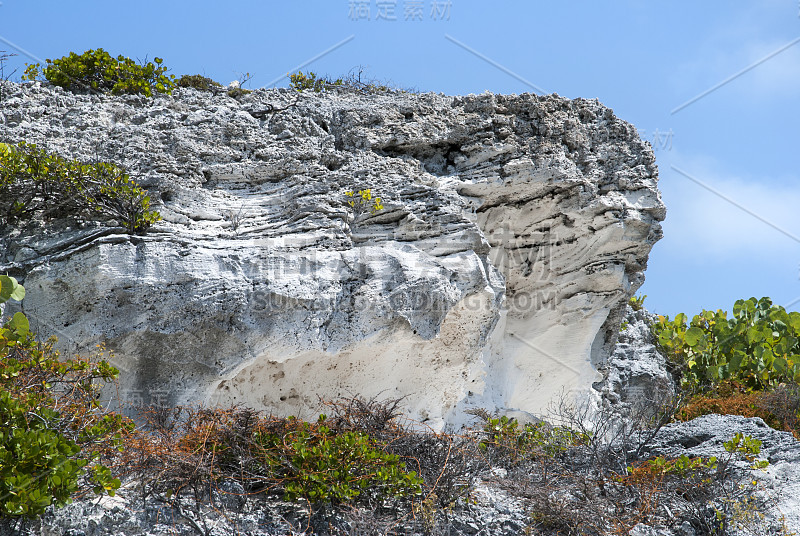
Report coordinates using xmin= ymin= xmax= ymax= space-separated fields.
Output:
xmin=345 ymin=188 xmax=383 ymax=224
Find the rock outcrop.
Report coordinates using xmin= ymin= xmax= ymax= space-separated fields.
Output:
xmin=0 ymin=80 xmax=664 ymax=426
xmin=594 ymin=304 xmax=676 ymax=416
xmin=647 ymin=414 xmax=800 ymax=532
xmin=597 ymin=306 xmax=800 ymax=533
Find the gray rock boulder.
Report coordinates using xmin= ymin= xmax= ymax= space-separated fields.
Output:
xmin=594 ymin=304 xmax=676 ymax=422
xmin=645 ymin=414 xmax=800 ymax=533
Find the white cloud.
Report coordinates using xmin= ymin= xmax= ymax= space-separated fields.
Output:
xmin=670 ymin=5 xmax=800 ymax=103
xmin=733 ymin=39 xmax=800 ymax=98
xmin=659 ymin=160 xmax=800 ymax=260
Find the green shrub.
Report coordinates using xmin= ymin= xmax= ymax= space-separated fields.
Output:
xmin=289 ymin=71 xmax=343 ymax=92
xmin=0 ymin=392 xmax=86 ymax=518
xmin=0 ymin=279 xmax=132 ymax=519
xmin=22 ymin=48 xmax=175 ymax=97
xmin=176 ymin=74 xmax=221 ymax=91
xmin=128 ymin=407 xmax=423 ymax=507
xmin=626 ymin=433 xmax=767 ymax=482
xmin=226 ymin=86 xmax=252 ymax=98
xmin=289 ymin=69 xmax=398 ymax=93
xmin=0 ymin=141 xmax=160 ymax=233
xmin=629 ymin=294 xmax=647 ymax=311
xmin=0 ymin=275 xmax=24 ymax=304
xmin=253 ymin=415 xmax=423 ymax=503
xmin=724 ymin=432 xmax=769 ymax=469
xmin=644 ymin=453 xmax=718 ymax=476
xmin=479 ymin=414 xmax=588 ymax=461
xmin=91 ymin=165 xmax=161 ymax=233
xmin=653 ymin=297 xmax=800 ymax=391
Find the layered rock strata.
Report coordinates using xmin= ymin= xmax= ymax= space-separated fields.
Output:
xmin=0 ymin=80 xmax=664 ymax=426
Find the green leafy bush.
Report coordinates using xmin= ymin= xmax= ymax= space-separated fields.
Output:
xmin=629 ymin=294 xmax=647 ymax=311
xmin=226 ymin=86 xmax=252 ymax=98
xmin=653 ymin=297 xmax=800 ymax=391
xmin=22 ymin=49 xmax=175 ymax=97
xmin=479 ymin=414 xmax=588 ymax=461
xmin=0 ymin=275 xmax=24 ymax=303
xmin=253 ymin=415 xmax=423 ymax=503
xmin=626 ymin=433 xmax=767 ymax=482
xmin=640 ymin=452 xmax=718 ymax=477
xmin=289 ymin=69 xmax=399 ymax=94
xmin=724 ymin=432 xmax=769 ymax=469
xmin=0 ymin=279 xmax=132 ymax=519
xmin=125 ymin=407 xmax=423 ymax=508
xmin=0 ymin=141 xmax=160 ymax=233
xmin=289 ymin=71 xmax=343 ymax=92
xmin=176 ymin=74 xmax=221 ymax=91
xmin=0 ymin=392 xmax=86 ymax=518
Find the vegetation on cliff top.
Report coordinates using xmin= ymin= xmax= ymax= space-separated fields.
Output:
xmin=17 ymin=48 xmax=403 ymax=99
xmin=0 ymin=141 xmax=160 ymax=234
xmin=22 ymin=48 xmax=175 ymax=97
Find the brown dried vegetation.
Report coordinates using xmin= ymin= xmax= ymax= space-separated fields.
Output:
xmin=678 ymin=380 xmax=800 ymax=440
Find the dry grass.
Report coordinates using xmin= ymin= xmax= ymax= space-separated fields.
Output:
xmin=677 ymin=381 xmax=800 ymax=440
xmin=103 ymin=396 xmax=486 ymax=534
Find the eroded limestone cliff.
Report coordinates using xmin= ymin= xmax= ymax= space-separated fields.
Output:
xmin=0 ymin=81 xmax=664 ymax=427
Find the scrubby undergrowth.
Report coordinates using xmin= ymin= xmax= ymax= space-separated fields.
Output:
xmin=0 ymin=141 xmax=160 ymax=234
xmin=654 ymin=296 xmax=800 ymax=440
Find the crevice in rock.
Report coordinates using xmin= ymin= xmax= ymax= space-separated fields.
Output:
xmin=372 ymin=140 xmax=466 ymax=176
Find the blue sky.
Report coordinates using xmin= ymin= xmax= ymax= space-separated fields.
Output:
xmin=1 ymin=0 xmax=799 ymax=318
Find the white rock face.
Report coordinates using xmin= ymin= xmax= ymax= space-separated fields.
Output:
xmin=0 ymin=81 xmax=664 ymax=428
